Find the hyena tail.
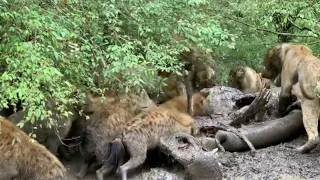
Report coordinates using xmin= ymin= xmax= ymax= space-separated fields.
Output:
xmin=103 ymin=138 xmax=127 ymax=171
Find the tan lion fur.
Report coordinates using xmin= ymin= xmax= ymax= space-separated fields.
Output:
xmin=261 ymin=43 xmax=320 ymax=153
xmin=158 ymin=73 xmax=187 ymax=104
xmin=180 ymin=47 xmax=217 ymax=91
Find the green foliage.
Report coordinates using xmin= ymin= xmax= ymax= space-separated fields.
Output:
xmin=1 ymin=0 xmax=320 ymax=129
xmin=212 ymin=0 xmax=320 ymax=84
xmin=0 ymin=0 xmax=235 ymax=127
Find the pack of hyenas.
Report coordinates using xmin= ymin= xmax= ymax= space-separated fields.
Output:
xmin=1 ymin=42 xmax=320 ymax=179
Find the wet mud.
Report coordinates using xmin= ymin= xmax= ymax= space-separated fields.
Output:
xmin=62 ymin=156 xmax=184 ymax=180
xmin=63 ymin=134 xmax=320 ymax=180
xmin=220 ymin=135 xmax=320 ymax=180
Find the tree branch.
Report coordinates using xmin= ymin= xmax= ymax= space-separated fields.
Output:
xmin=287 ymin=18 xmax=319 ymax=38
xmin=225 ymin=16 xmax=318 ymax=38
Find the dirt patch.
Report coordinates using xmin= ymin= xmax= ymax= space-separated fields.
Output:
xmin=62 ymin=156 xmax=184 ymax=180
xmin=62 ymin=135 xmax=320 ymax=180
xmin=219 ymin=135 xmax=320 ymax=180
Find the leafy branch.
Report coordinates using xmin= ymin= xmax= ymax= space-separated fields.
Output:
xmin=224 ymin=16 xmax=318 ymax=38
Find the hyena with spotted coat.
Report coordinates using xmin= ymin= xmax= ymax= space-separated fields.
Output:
xmin=76 ymin=90 xmax=157 ymax=179
xmin=0 ymin=117 xmax=66 ymax=180
xmin=97 ymin=91 xmax=210 ymax=180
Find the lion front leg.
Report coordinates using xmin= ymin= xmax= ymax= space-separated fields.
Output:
xmin=296 ymin=99 xmax=320 ymax=154
xmin=278 ymin=91 xmax=293 ymax=116
xmin=278 ymin=70 xmax=295 ymax=116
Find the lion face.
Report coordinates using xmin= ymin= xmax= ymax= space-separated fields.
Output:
xmin=261 ymin=44 xmax=287 ymax=80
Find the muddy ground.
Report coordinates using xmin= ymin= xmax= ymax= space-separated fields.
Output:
xmin=220 ymin=135 xmax=320 ymax=180
xmin=62 ymin=134 xmax=320 ymax=180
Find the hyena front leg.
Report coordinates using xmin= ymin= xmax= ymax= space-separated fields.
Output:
xmin=120 ymin=140 xmax=147 ymax=180
xmin=296 ymin=99 xmax=320 ymax=154
xmin=76 ymin=154 xmax=96 ymax=179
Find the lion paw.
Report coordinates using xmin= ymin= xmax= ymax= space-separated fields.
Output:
xmin=295 ymin=138 xmax=319 ymax=154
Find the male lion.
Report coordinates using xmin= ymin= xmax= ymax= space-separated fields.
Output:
xmin=261 ymin=43 xmax=320 ymax=153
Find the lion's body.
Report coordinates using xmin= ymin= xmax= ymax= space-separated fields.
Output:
xmin=155 ymin=46 xmax=216 ymax=104
xmin=261 ymin=43 xmax=320 ymax=153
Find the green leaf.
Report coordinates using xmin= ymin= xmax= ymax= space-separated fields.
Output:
xmin=53 ymin=51 xmax=59 ymax=60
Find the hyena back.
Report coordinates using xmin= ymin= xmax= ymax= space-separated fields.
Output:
xmin=0 ymin=117 xmax=66 ymax=180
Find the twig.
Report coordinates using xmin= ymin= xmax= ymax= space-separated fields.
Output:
xmin=54 ymin=125 xmax=82 ymax=148
xmin=306 ymin=40 xmax=320 ymax=45
xmin=287 ymin=18 xmax=320 ymax=37
xmin=224 ymin=16 xmax=318 ymax=38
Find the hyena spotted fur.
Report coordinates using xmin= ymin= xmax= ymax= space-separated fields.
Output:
xmin=76 ymin=90 xmax=157 ymax=179
xmin=96 ymin=91 xmax=210 ymax=180
xmin=0 ymin=117 xmax=66 ymax=180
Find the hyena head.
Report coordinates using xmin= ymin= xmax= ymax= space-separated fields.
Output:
xmin=82 ymin=91 xmax=116 ymax=115
xmin=118 ymin=90 xmax=157 ymax=115
xmin=192 ymin=91 xmax=210 ymax=116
